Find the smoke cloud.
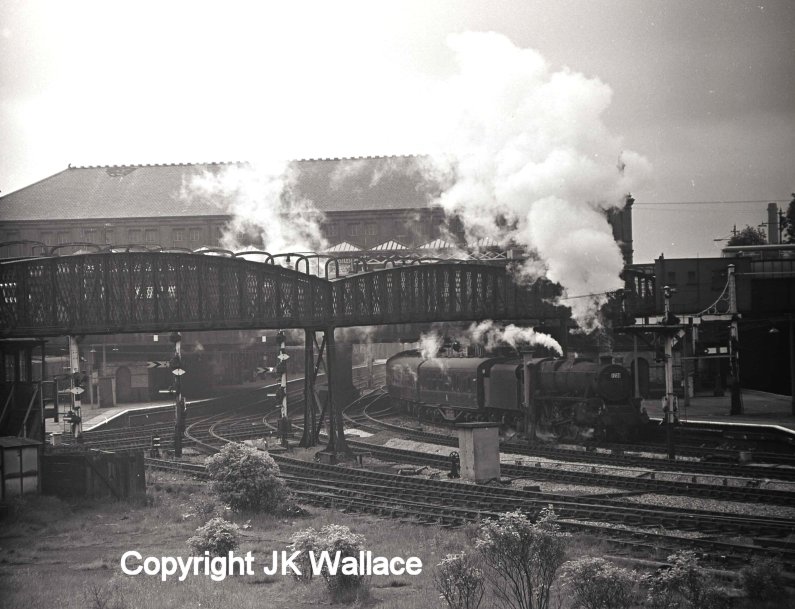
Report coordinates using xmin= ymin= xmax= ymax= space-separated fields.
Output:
xmin=418 ymin=331 xmax=444 ymax=360
xmin=418 ymin=319 xmax=561 ymax=359
xmin=425 ymin=32 xmax=652 ymax=329
xmin=468 ymin=320 xmax=562 ymax=356
xmin=180 ymin=159 xmax=328 ymax=256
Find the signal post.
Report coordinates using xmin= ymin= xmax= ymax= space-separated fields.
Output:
xmin=616 ymin=287 xmax=684 ymax=460
xmin=169 ymin=332 xmax=186 ymax=458
xmin=67 ymin=335 xmax=85 ymax=440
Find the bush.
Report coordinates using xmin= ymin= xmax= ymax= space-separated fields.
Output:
xmin=289 ymin=524 xmax=369 ymax=603
xmin=644 ymin=551 xmax=732 ymax=609
xmin=434 ymin=552 xmax=485 ymax=609
xmin=739 ymin=557 xmax=787 ymax=603
xmin=205 ymin=443 xmax=292 ymax=512
xmin=475 ymin=508 xmax=569 ymax=609
xmin=187 ymin=517 xmax=239 ymax=556
xmin=559 ymin=557 xmax=637 ymax=609
xmin=287 ymin=527 xmax=320 ymax=583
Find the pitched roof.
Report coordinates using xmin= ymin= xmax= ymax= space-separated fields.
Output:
xmin=0 ymin=156 xmax=442 ymax=222
xmin=417 ymin=238 xmax=456 ymax=250
xmin=324 ymin=241 xmax=361 ymax=252
xmin=370 ymin=240 xmax=408 ymax=251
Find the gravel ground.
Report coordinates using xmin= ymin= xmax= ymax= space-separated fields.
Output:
xmin=619 ymin=493 xmax=795 ymax=519
xmin=563 ymin=519 xmax=708 ymax=539
xmin=382 ymin=437 xmax=795 ymax=492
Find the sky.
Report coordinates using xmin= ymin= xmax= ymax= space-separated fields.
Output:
xmin=1 ymin=0 xmax=794 ymax=264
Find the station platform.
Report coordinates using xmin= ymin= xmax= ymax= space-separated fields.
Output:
xmin=643 ymin=390 xmax=795 ymax=436
xmin=45 ymin=399 xmax=175 ymax=434
xmin=45 ymin=379 xmax=280 ymax=435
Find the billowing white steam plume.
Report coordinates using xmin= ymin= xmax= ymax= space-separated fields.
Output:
xmin=180 ymin=160 xmax=327 ymax=255
xmin=469 ymin=320 xmax=562 ymax=356
xmin=426 ymin=32 xmax=652 ymax=329
xmin=418 ymin=331 xmax=444 ymax=360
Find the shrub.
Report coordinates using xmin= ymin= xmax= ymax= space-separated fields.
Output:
xmin=475 ymin=508 xmax=569 ymax=609
xmin=559 ymin=556 xmax=637 ymax=609
xmin=289 ymin=524 xmax=369 ymax=603
xmin=739 ymin=557 xmax=787 ymax=602
xmin=434 ymin=552 xmax=485 ymax=609
xmin=205 ymin=443 xmax=292 ymax=512
xmin=187 ymin=517 xmax=239 ymax=556
xmin=644 ymin=551 xmax=732 ymax=609
xmin=287 ymin=527 xmax=320 ymax=583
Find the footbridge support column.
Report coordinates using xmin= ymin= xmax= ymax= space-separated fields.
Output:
xmin=300 ymin=329 xmax=319 ymax=448
xmin=320 ymin=327 xmax=350 ymax=461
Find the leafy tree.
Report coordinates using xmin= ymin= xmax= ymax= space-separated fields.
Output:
xmin=785 ymin=194 xmax=795 ymax=243
xmin=435 ymin=552 xmax=486 ymax=609
xmin=475 ymin=509 xmax=569 ymax=609
xmin=205 ymin=443 xmax=292 ymax=512
xmin=727 ymin=225 xmax=766 ymax=246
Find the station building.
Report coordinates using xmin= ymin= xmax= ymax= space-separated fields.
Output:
xmin=0 ymin=156 xmax=635 ymax=263
xmin=0 ymin=156 xmax=632 ymax=411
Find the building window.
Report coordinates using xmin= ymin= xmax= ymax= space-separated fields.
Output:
xmin=104 ymin=229 xmax=114 ymax=245
xmin=128 ymin=229 xmax=141 ymax=242
xmin=347 ymin=223 xmax=362 ymax=237
xmin=189 ymin=228 xmax=202 ymax=242
xmin=394 ymin=220 xmax=407 ymax=238
xmin=365 ymin=222 xmax=378 ymax=237
xmin=83 ymin=228 xmax=97 ymax=243
xmin=327 ymin=224 xmax=339 ymax=238
xmin=666 ymin=271 xmax=676 ymax=285
xmin=41 ymin=232 xmax=54 ymax=246
xmin=687 ymin=271 xmax=697 ymax=284
xmin=57 ymin=231 xmax=71 ymax=244
xmin=173 ymin=228 xmax=185 ymax=243
xmin=144 ymin=229 xmax=158 ymax=243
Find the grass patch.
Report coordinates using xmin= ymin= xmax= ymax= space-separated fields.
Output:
xmin=0 ymin=468 xmax=771 ymax=609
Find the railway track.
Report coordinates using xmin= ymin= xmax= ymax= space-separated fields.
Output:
xmin=168 ymin=383 xmax=795 ymax=549
xmin=144 ymin=455 xmax=795 ymax=568
xmin=356 ymin=399 xmax=795 ymax=483
xmin=66 ymin=364 xmax=794 ymax=567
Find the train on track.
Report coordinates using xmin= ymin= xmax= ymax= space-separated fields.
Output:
xmin=385 ymin=351 xmax=649 ymax=440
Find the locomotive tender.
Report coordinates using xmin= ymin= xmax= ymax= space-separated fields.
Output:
xmin=385 ymin=351 xmax=648 ymax=440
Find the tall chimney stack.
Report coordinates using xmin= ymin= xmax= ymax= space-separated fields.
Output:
xmin=768 ymin=202 xmax=780 ymax=244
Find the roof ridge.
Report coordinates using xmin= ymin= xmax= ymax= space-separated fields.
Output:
xmin=64 ymin=156 xmax=424 ymax=169
xmin=69 ymin=161 xmax=245 ymax=170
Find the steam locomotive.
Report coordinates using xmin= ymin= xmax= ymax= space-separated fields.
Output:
xmin=385 ymin=351 xmax=649 ymax=440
